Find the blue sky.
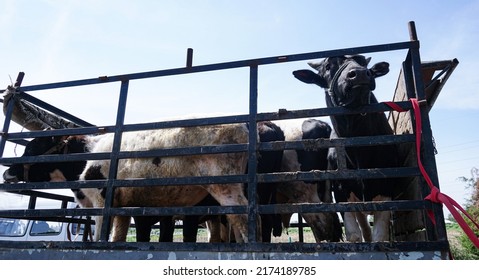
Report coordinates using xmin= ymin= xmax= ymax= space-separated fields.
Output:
xmin=1 ymin=0 xmax=478 ymax=220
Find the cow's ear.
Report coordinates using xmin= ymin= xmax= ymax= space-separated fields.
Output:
xmin=293 ymin=70 xmax=328 ymax=88
xmin=370 ymin=62 xmax=389 ymax=78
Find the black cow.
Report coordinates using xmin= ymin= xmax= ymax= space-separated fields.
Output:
xmin=296 ymin=119 xmax=342 ymax=241
xmin=297 ymin=119 xmax=334 ymax=203
xmin=293 ymin=55 xmax=399 ymax=242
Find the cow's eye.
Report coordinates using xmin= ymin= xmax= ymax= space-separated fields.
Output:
xmin=325 ymin=64 xmax=331 ymax=71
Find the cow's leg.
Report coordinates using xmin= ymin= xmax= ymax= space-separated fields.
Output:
xmin=206 ymin=218 xmax=222 ymax=242
xmin=343 ymin=212 xmax=362 ymax=242
xmin=159 ymin=217 xmax=174 ymax=242
xmin=372 ymin=195 xmax=391 ymax=241
xmin=356 ymin=212 xmax=372 ymax=242
xmin=84 ymin=192 xmax=105 ymax=242
xmin=110 ymin=216 xmax=131 ymax=242
xmin=343 ymin=192 xmax=363 ymax=242
xmin=279 ymin=182 xmax=342 ymax=242
xmin=205 ymin=183 xmax=250 ymax=243
xmin=183 ymin=215 xmax=200 ymax=242
xmin=93 ymin=215 xmax=103 ymax=241
xmin=134 ymin=216 xmax=161 ymax=242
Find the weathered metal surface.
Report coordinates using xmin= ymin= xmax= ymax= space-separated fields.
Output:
xmin=0 ymin=247 xmax=448 ymax=260
xmin=0 ymin=240 xmax=449 ymax=260
xmin=388 ymin=58 xmax=458 ymax=240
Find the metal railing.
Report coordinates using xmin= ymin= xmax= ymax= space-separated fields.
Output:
xmin=0 ymin=21 xmax=449 ymax=259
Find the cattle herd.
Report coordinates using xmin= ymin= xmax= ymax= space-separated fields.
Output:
xmin=2 ymin=54 xmax=402 ymax=244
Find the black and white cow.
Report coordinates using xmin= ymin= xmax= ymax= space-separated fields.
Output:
xmin=297 ymin=119 xmax=334 ymax=204
xmin=274 ymin=119 xmax=342 ymax=242
xmin=293 ymin=55 xmax=400 ymax=242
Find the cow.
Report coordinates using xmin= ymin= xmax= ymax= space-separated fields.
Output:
xmin=297 ymin=119 xmax=334 ymax=204
xmin=1 ymin=134 xmax=177 ymax=242
xmin=3 ymin=121 xmax=285 ymax=243
xmin=135 ymin=121 xmax=285 ymax=243
xmin=292 ymin=54 xmax=400 ymax=242
xmin=274 ymin=119 xmax=342 ymax=242
xmin=4 ymin=124 xmax=252 ymax=242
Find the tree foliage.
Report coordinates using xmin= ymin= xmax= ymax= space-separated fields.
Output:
xmin=455 ymin=167 xmax=479 ymax=259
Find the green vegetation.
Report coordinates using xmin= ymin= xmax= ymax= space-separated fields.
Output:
xmin=448 ymin=167 xmax=479 ymax=260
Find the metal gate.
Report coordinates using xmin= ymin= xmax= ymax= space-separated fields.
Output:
xmin=0 ymin=21 xmax=452 ymax=259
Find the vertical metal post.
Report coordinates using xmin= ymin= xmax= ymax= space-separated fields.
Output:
xmin=14 ymin=72 xmax=25 ymax=88
xmin=297 ymin=213 xmax=304 ymax=243
xmin=100 ymin=79 xmax=129 ymax=241
xmin=28 ymin=195 xmax=37 ymax=210
xmin=407 ymin=21 xmax=448 ymax=242
xmin=0 ymin=72 xmax=25 ymax=157
xmin=186 ymin=48 xmax=193 ymax=68
xmin=0 ymin=94 xmax=15 ymax=157
xmin=247 ymin=65 xmax=259 ymax=242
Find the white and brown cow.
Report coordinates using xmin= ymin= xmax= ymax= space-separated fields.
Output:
xmin=4 ymin=124 xmax=252 ymax=242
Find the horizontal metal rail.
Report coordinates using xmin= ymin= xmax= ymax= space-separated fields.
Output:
xmin=0 ymin=239 xmax=449 ymax=256
xmin=0 ymin=166 xmax=421 ymax=193
xmin=2 ymin=101 xmax=414 ymax=142
xmin=0 ymin=41 xmax=415 ymax=93
xmin=0 ymin=200 xmax=432 ymax=220
xmin=0 ymin=134 xmax=415 ymax=167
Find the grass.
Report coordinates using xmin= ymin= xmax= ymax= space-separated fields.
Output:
xmin=126 ymin=226 xmax=317 ymax=243
xmin=447 ymin=222 xmax=479 ymax=260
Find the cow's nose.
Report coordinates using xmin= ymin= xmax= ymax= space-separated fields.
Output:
xmin=347 ymin=68 xmax=371 ymax=81
xmin=3 ymin=170 xmax=19 ymax=183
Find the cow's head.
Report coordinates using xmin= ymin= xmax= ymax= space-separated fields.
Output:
xmin=2 ymin=135 xmax=87 ymax=183
xmin=293 ymin=55 xmax=389 ymax=108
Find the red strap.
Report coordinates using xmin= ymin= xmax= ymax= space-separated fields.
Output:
xmin=385 ymin=99 xmax=479 ymax=249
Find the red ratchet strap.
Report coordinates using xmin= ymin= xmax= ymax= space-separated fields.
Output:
xmin=385 ymin=98 xmax=479 ymax=249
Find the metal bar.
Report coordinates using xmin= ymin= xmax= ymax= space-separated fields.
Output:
xmin=247 ymin=65 xmax=259 ymax=242
xmin=2 ymin=101 xmax=413 ymax=141
xmin=0 ymin=200 xmax=432 ymax=219
xmin=408 ymin=21 xmax=447 ymax=243
xmin=0 ymin=143 xmax=249 ymax=165
xmin=186 ymin=48 xmax=193 ymax=68
xmin=0 ymin=239 xmax=450 ymax=255
xmin=0 ymin=90 xmax=16 ymax=157
xmin=0 ymin=74 xmax=24 ymax=155
xmin=14 ymin=72 xmax=25 ymax=87
xmin=0 ymin=167 xmax=421 ymax=193
xmin=6 ymin=190 xmax=75 ymax=202
xmin=99 ymin=80 xmax=129 ymax=241
xmin=0 ymin=134 xmax=415 ymax=166
xmin=256 ymin=102 xmax=415 ymax=123
xmin=27 ymin=196 xmax=37 ymax=210
xmin=297 ymin=213 xmax=304 ymax=242
xmin=7 ymin=42 xmax=415 ymax=93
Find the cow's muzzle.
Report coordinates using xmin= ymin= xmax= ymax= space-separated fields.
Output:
xmin=3 ymin=170 xmax=19 ymax=183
